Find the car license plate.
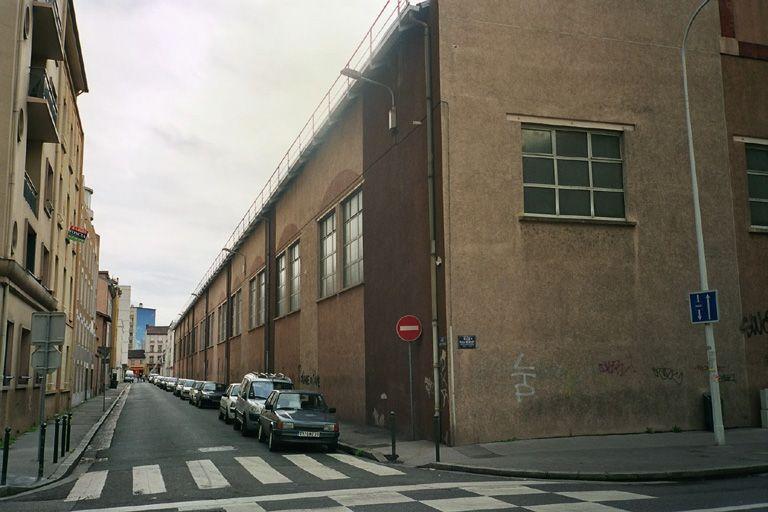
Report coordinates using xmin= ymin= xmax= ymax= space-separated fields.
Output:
xmin=297 ymin=431 xmax=320 ymax=437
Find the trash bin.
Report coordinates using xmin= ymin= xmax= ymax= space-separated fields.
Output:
xmin=110 ymin=374 xmax=118 ymax=389
xmin=703 ymin=392 xmax=724 ymax=431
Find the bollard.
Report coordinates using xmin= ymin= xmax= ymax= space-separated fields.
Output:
xmin=60 ymin=415 xmax=67 ymax=457
xmin=53 ymin=416 xmax=60 ymax=463
xmin=37 ymin=422 xmax=46 ymax=480
xmin=2 ymin=427 xmax=10 ymax=485
xmin=65 ymin=412 xmax=72 ymax=453
xmin=433 ymin=413 xmax=440 ymax=463
xmin=385 ymin=411 xmax=398 ymax=462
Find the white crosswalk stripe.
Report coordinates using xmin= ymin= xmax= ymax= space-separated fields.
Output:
xmin=186 ymin=459 xmax=230 ymax=489
xmin=65 ymin=470 xmax=109 ymax=501
xmin=284 ymin=454 xmax=349 ymax=480
xmin=235 ymin=456 xmax=291 ymax=484
xmin=328 ymin=453 xmax=404 ymax=476
xmin=132 ymin=464 xmax=166 ymax=495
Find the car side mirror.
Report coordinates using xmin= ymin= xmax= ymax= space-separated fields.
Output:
xmin=264 ymin=403 xmax=273 ymax=411
xmin=328 ymin=407 xmax=336 ymax=414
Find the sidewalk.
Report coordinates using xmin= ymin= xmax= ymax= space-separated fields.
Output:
xmin=339 ymin=422 xmax=768 ymax=481
xmin=0 ymin=383 xmax=127 ymax=493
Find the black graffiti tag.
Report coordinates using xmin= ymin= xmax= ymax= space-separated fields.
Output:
xmin=740 ymin=309 xmax=768 ymax=339
xmin=652 ymin=367 xmax=683 ymax=385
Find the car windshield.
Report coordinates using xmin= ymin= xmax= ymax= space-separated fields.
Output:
xmin=248 ymin=380 xmax=292 ymax=399
xmin=275 ymin=393 xmax=327 ymax=411
xmin=230 ymin=384 xmax=240 ymax=396
xmin=203 ymin=382 xmax=215 ymax=391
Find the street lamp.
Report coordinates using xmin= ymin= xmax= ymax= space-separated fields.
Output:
xmin=681 ymin=0 xmax=725 ymax=446
xmin=222 ymin=248 xmax=246 ymax=275
xmin=341 ymin=67 xmax=397 ymax=133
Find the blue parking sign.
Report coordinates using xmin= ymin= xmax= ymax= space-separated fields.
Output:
xmin=689 ymin=290 xmax=719 ymax=324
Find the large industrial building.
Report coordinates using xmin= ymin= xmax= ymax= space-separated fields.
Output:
xmin=174 ymin=0 xmax=767 ymax=444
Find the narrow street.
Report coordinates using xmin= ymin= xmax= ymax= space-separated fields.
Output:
xmin=0 ymin=383 xmax=765 ymax=512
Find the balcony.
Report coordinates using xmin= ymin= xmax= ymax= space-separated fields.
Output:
xmin=23 ymin=172 xmax=39 ymax=213
xmin=27 ymin=66 xmax=60 ymax=143
xmin=32 ymin=0 xmax=64 ymax=61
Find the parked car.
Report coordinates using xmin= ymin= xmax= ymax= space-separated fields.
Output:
xmin=233 ymin=372 xmax=293 ymax=436
xmin=188 ymin=381 xmax=205 ymax=405
xmin=165 ymin=377 xmax=179 ymax=391
xmin=180 ymin=379 xmax=197 ymax=400
xmin=124 ymin=370 xmax=135 ymax=383
xmin=257 ymin=390 xmax=338 ymax=452
xmin=174 ymin=379 xmax=187 ymax=396
xmin=193 ymin=381 xmax=227 ymax=408
xmin=219 ymin=383 xmax=241 ymax=423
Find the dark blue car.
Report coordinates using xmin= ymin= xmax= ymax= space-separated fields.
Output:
xmin=257 ymin=390 xmax=339 ymax=452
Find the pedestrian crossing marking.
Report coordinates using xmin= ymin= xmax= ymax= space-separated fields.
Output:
xmin=556 ymin=490 xmax=654 ymax=502
xmin=221 ymin=503 xmax=267 ymax=512
xmin=284 ymin=454 xmax=349 ymax=480
xmin=65 ymin=470 xmax=108 ymax=501
xmin=328 ymin=453 xmax=404 ymax=476
xmin=332 ymin=490 xmax=413 ymax=507
xmin=526 ymin=503 xmax=628 ymax=512
xmin=235 ymin=456 xmax=291 ymax=484
xmin=133 ymin=464 xmax=166 ymax=495
xmin=460 ymin=483 xmax=545 ymax=496
xmin=187 ymin=459 xmax=230 ymax=489
xmin=422 ymin=495 xmax=511 ymax=511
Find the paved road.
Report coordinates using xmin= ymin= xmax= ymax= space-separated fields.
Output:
xmin=1 ymin=382 xmax=767 ymax=511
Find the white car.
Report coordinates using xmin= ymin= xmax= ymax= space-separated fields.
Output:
xmin=233 ymin=373 xmax=293 ymax=436
xmin=124 ymin=370 xmax=135 ymax=383
xmin=218 ymin=383 xmax=241 ymax=423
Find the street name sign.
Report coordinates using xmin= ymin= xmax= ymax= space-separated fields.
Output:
xmin=689 ymin=290 xmax=719 ymax=324
xmin=396 ymin=315 xmax=422 ymax=342
xmin=458 ymin=335 xmax=477 ymax=349
xmin=31 ymin=312 xmax=66 ymax=346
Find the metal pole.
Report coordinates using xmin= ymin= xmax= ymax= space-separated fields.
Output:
xmin=36 ymin=318 xmax=51 ymax=479
xmin=37 ymin=421 xmax=46 ymax=480
xmin=60 ymin=415 xmax=66 ymax=457
xmin=53 ymin=416 xmax=59 ymax=463
xmin=389 ymin=411 xmax=398 ymax=462
xmin=65 ymin=412 xmax=72 ymax=452
xmin=681 ymin=0 xmax=724 ymax=446
xmin=408 ymin=343 xmax=415 ymax=441
xmin=2 ymin=427 xmax=10 ymax=485
xmin=433 ymin=413 xmax=440 ymax=462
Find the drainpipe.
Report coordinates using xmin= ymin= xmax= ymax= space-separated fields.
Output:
xmin=410 ymin=12 xmax=441 ymax=447
xmin=225 ymin=262 xmax=231 ymax=383
xmin=3 ymin=1 xmax=22 ymax=260
xmin=0 ymin=283 xmax=8 ymax=426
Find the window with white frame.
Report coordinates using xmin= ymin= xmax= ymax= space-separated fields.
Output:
xmin=522 ymin=126 xmax=625 ymax=219
xmin=248 ymin=277 xmax=257 ymax=330
xmin=319 ymin=212 xmax=336 ymax=298
xmin=343 ymin=190 xmax=363 ymax=287
xmin=218 ymin=303 xmax=227 ymax=341
xmin=289 ymin=242 xmax=300 ymax=312
xmin=232 ymin=289 xmax=242 ymax=336
xmin=747 ymin=144 xmax=768 ymax=227
xmin=276 ymin=253 xmax=287 ymax=317
xmin=257 ymin=271 xmax=266 ymax=326
xmin=207 ymin=312 xmax=214 ymax=347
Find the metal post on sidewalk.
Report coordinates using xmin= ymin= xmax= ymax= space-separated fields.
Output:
xmin=433 ymin=412 xmax=440 ymax=462
xmin=53 ymin=416 xmax=60 ymax=463
xmin=37 ymin=421 xmax=46 ymax=480
xmin=386 ymin=411 xmax=398 ymax=462
xmin=60 ymin=415 xmax=67 ymax=457
xmin=66 ymin=412 xmax=72 ymax=452
xmin=2 ymin=427 xmax=10 ymax=485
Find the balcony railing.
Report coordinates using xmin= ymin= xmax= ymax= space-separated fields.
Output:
xmin=24 ymin=172 xmax=39 ymax=213
xmin=32 ymin=0 xmax=64 ymax=61
xmin=40 ymin=0 xmax=63 ymax=37
xmin=28 ymin=66 xmax=58 ymax=125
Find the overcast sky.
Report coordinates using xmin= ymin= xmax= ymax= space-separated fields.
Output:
xmin=76 ymin=1 xmax=391 ymax=325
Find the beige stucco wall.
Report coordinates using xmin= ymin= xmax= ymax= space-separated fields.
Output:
xmin=437 ymin=0 xmax=747 ymax=443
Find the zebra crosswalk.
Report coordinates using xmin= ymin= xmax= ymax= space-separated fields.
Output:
xmin=66 ymin=453 xmax=405 ymax=502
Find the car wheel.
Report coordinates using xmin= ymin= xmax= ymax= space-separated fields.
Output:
xmin=218 ymin=409 xmax=224 ymax=421
xmin=225 ymin=409 xmax=233 ymax=424
xmin=241 ymin=416 xmax=250 ymax=437
xmin=233 ymin=414 xmax=241 ymax=431
xmin=257 ymin=423 xmax=266 ymax=443
xmin=268 ymin=430 xmax=280 ymax=452
xmin=326 ymin=441 xmax=338 ymax=453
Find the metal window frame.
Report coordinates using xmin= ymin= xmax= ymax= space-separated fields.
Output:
xmin=257 ymin=270 xmax=266 ymax=326
xmin=522 ymin=124 xmax=626 ymax=220
xmin=231 ymin=289 xmax=242 ymax=336
xmin=248 ymin=277 xmax=257 ymax=330
xmin=275 ymin=252 xmax=287 ymax=317
xmin=745 ymin=143 xmax=768 ymax=228
xmin=342 ymin=190 xmax=363 ymax=287
xmin=288 ymin=241 xmax=301 ymax=313
xmin=318 ymin=211 xmax=337 ymax=298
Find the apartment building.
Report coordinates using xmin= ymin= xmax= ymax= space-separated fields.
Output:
xmin=129 ymin=303 xmax=155 ymax=351
xmin=116 ymin=284 xmax=130 ymax=379
xmin=175 ymin=0 xmax=767 ymax=444
xmin=145 ymin=325 xmax=169 ymax=375
xmin=95 ymin=271 xmax=120 ymax=390
xmin=0 ymin=0 xmax=92 ymax=432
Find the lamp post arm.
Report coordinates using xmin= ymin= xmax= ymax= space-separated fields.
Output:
xmin=357 ymin=75 xmax=395 ymax=108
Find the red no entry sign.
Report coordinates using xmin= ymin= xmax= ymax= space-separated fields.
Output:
xmin=396 ymin=315 xmax=422 ymax=342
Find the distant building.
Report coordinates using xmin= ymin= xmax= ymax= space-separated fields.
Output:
xmin=145 ymin=325 xmax=169 ymax=375
xmin=96 ymin=271 xmax=121 ymax=386
xmin=129 ymin=303 xmax=155 ymax=350
xmin=127 ymin=349 xmax=145 ymax=377
xmin=117 ymin=285 xmax=131 ymax=379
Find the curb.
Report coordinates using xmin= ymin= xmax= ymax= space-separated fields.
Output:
xmin=338 ymin=441 xmax=390 ymax=463
xmin=421 ymin=462 xmax=768 ymax=482
xmin=0 ymin=385 xmax=129 ymax=498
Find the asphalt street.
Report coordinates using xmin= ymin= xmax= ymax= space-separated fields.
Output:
xmin=1 ymin=382 xmax=766 ymax=512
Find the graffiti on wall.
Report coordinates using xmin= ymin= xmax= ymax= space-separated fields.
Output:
xmin=740 ymin=309 xmax=768 ymax=338
xmin=598 ymin=360 xmax=631 ymax=376
xmin=652 ymin=367 xmax=683 ymax=385
xmin=297 ymin=365 xmax=320 ymax=387
xmin=511 ymin=353 xmax=536 ymax=403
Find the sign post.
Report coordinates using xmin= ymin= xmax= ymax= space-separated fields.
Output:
xmin=396 ymin=315 xmax=422 ymax=440
xmin=31 ymin=312 xmax=65 ymax=480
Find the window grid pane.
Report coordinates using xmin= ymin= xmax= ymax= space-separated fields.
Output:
xmin=257 ymin=271 xmax=266 ymax=326
xmin=276 ymin=254 xmax=287 ymax=317
xmin=248 ymin=278 xmax=257 ymax=330
xmin=747 ymin=145 xmax=768 ymax=227
xmin=289 ymin=243 xmax=300 ymax=312
xmin=319 ymin=213 xmax=336 ymax=297
xmin=343 ymin=191 xmax=363 ymax=288
xmin=522 ymin=125 xmax=624 ymax=219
